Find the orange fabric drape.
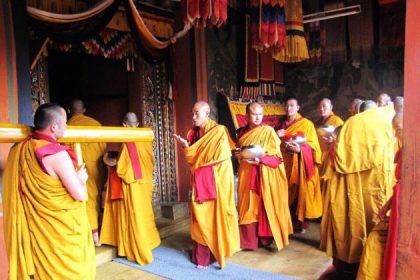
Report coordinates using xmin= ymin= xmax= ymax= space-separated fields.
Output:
xmin=27 ymin=0 xmax=116 ymax=23
xmin=27 ymin=0 xmax=191 ymax=54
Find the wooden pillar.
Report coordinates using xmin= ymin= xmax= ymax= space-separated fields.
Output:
xmin=397 ymin=0 xmax=420 ymax=278
xmin=0 ymin=0 xmax=18 ymax=278
xmin=173 ymin=28 xmax=195 ymax=201
xmin=193 ymin=28 xmax=208 ymax=102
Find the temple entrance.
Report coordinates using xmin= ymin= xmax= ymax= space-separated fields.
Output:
xmin=31 ymin=46 xmax=178 ymax=205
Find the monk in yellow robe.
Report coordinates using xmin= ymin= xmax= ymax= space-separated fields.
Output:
xmin=100 ymin=112 xmax=160 ymax=265
xmin=320 ymin=101 xmax=394 ymax=278
xmin=314 ymin=98 xmax=344 ymax=198
xmin=275 ymin=97 xmax=322 ymax=233
xmin=347 ymin=98 xmax=364 ymax=117
xmin=356 ymin=112 xmax=403 ymax=280
xmin=174 ymin=101 xmax=240 ymax=269
xmin=2 ymin=103 xmax=95 ymax=279
xmin=236 ymin=102 xmax=293 ymax=250
xmin=377 ymin=93 xmax=391 ymax=107
xmin=67 ymin=99 xmax=106 ymax=246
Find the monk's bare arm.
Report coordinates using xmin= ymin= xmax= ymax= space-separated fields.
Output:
xmin=43 ymin=151 xmax=88 ymax=201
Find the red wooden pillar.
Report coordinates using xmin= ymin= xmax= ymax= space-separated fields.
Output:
xmin=397 ymin=0 xmax=420 ymax=278
xmin=0 ymin=1 xmax=19 ymax=279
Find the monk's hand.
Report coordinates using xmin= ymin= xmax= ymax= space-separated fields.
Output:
xmin=76 ymin=163 xmax=88 ymax=184
xmin=232 ymin=149 xmax=241 ymax=160
xmin=322 ymin=135 xmax=336 ymax=145
xmin=103 ymin=153 xmax=117 ymax=167
xmin=286 ymin=141 xmax=301 ymax=153
xmin=379 ymin=199 xmax=391 ymax=221
xmin=173 ymin=133 xmax=189 ymax=148
xmin=276 ymin=129 xmax=286 ymax=138
xmin=245 ymin=157 xmax=260 ymax=165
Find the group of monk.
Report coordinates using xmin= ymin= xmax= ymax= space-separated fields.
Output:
xmin=174 ymin=94 xmax=402 ymax=279
xmin=2 ymin=92 xmax=402 ymax=279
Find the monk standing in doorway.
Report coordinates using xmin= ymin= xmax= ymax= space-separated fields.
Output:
xmin=67 ymin=98 xmax=106 ymax=246
xmin=100 ymin=112 xmax=161 ymax=265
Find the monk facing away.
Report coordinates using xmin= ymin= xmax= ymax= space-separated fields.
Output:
xmin=2 ymin=103 xmax=95 ymax=279
xmin=173 ymin=101 xmax=240 ymax=269
xmin=236 ymin=102 xmax=293 ymax=250
xmin=356 ymin=112 xmax=403 ymax=280
xmin=275 ymin=97 xmax=322 ymax=233
xmin=67 ymin=98 xmax=106 ymax=246
xmin=100 ymin=112 xmax=161 ymax=265
xmin=320 ymin=101 xmax=395 ymax=278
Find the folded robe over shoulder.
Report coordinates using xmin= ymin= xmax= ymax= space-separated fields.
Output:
xmin=320 ymin=106 xmax=395 ymax=264
xmin=184 ymin=119 xmax=240 ymax=268
xmin=2 ymin=135 xmax=95 ymax=280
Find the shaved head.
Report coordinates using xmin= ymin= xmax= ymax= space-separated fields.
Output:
xmin=359 ymin=100 xmax=378 ymax=112
xmin=192 ymin=101 xmax=210 ymax=128
xmin=123 ymin=112 xmax=139 ymax=127
xmin=377 ymin=93 xmax=391 ymax=107
xmin=34 ymin=103 xmax=65 ymax=130
xmin=394 ymin=96 xmax=404 ymax=113
xmin=320 ymin=98 xmax=332 ymax=106
xmin=69 ymin=99 xmax=86 ymax=114
xmin=318 ymin=98 xmax=333 ymax=118
xmin=348 ymin=98 xmax=364 ymax=115
xmin=246 ymin=102 xmax=263 ymax=128
xmin=246 ymin=102 xmax=263 ymax=115
xmin=193 ymin=101 xmax=210 ymax=114
xmin=34 ymin=103 xmax=67 ymax=139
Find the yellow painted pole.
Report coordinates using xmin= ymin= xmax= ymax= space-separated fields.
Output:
xmin=74 ymin=143 xmax=84 ymax=167
xmin=0 ymin=124 xmax=154 ymax=143
xmin=0 ymin=124 xmax=155 ymax=167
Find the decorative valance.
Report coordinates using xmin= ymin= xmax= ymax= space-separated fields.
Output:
xmin=27 ymin=0 xmax=192 ymax=61
xmin=50 ymin=29 xmax=137 ymax=60
xmin=27 ymin=0 xmax=121 ymax=43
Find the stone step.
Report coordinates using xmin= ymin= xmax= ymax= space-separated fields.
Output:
xmin=156 ymin=216 xmax=190 ymax=239
xmin=96 ymin=245 xmax=116 ymax=267
xmin=160 ymin=202 xmax=189 ymax=220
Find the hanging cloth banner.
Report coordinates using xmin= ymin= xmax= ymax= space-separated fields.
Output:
xmin=185 ymin=0 xmax=228 ymax=28
xmin=249 ymin=0 xmax=286 ymax=51
xmin=227 ymin=97 xmax=286 ymax=129
xmin=245 ymin=15 xmax=259 ymax=82
xmin=273 ymin=0 xmax=309 ymax=63
xmin=245 ymin=15 xmax=283 ymax=84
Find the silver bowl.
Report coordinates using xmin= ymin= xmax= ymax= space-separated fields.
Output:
xmin=240 ymin=145 xmax=265 ymax=159
xmin=293 ymin=136 xmax=307 ymax=144
xmin=317 ymin=125 xmax=335 ymax=137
